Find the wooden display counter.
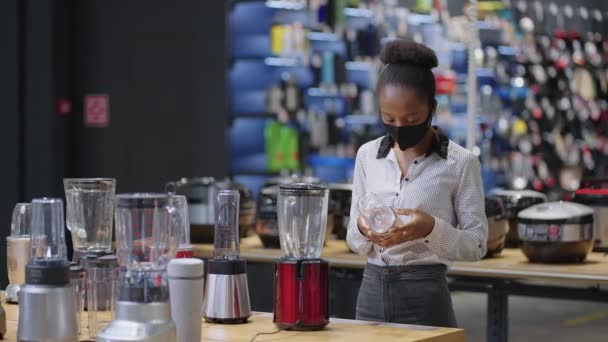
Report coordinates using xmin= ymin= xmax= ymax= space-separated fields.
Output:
xmin=194 ymin=235 xmax=608 ymax=342
xmin=0 ymin=304 xmax=465 ymax=342
xmin=194 ymin=236 xmax=608 ymax=284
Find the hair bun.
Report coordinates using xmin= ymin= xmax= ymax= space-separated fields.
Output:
xmin=379 ymin=40 xmax=438 ymax=69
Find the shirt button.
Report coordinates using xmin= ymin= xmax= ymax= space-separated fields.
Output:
xmin=425 ymin=240 xmax=429 ymax=243
xmin=414 ymin=160 xmax=419 ymax=164
xmin=405 ymin=178 xmax=409 ymax=181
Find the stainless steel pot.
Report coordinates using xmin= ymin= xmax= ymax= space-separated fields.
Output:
xmin=490 ymin=189 xmax=547 ymax=247
xmin=518 ymin=201 xmax=594 ymax=263
xmin=574 ymin=186 xmax=608 ymax=252
xmin=485 ymin=196 xmax=509 ymax=257
xmin=256 ymin=186 xmax=280 ymax=248
xmin=329 ymin=183 xmax=352 ymax=241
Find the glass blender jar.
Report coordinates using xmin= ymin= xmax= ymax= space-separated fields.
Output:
xmin=5 ymin=202 xmax=31 ymax=303
xmin=64 ymin=178 xmax=116 ymax=262
xmin=97 ymin=193 xmax=179 ymax=342
xmin=274 ymin=184 xmax=330 ymax=330
xmin=170 ymin=195 xmax=193 ymax=258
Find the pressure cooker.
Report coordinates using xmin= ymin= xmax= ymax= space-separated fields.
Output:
xmin=256 ymin=185 xmax=281 ymax=248
xmin=166 ymin=177 xmax=256 ymax=243
xmin=518 ymin=201 xmax=594 ymax=263
xmin=573 ymin=180 xmax=608 ymax=252
xmin=329 ymin=182 xmax=352 ymax=240
xmin=485 ymin=196 xmax=509 ymax=257
xmin=489 ymin=189 xmax=547 ymax=247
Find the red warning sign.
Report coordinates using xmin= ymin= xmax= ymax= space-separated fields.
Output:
xmin=84 ymin=94 xmax=109 ymax=127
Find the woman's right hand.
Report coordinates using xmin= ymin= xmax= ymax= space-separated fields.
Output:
xmin=357 ymin=216 xmax=386 ymax=244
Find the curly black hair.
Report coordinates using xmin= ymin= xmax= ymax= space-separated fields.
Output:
xmin=377 ymin=40 xmax=438 ymax=105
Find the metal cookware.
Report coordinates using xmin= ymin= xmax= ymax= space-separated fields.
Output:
xmin=518 ymin=201 xmax=594 ymax=263
xmin=256 ymin=186 xmax=281 ymax=248
xmin=485 ymin=196 xmax=509 ymax=257
xmin=490 ymin=189 xmax=547 ymax=247
xmin=574 ymin=181 xmax=608 ymax=252
xmin=329 ymin=183 xmax=352 ymax=240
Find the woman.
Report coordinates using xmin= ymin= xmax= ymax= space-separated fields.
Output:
xmin=346 ymin=40 xmax=488 ymax=328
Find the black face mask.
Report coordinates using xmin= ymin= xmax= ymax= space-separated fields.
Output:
xmin=384 ymin=112 xmax=432 ymax=151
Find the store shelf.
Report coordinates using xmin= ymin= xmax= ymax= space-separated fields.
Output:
xmin=229 ymin=59 xmax=314 ymax=91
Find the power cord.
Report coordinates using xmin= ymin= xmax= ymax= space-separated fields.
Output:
xmin=250 ymin=328 xmax=283 ymax=342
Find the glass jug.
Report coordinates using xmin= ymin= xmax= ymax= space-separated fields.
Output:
xmin=277 ymin=184 xmax=328 ymax=259
xmin=64 ymin=178 xmax=116 ymax=257
xmin=114 ymin=193 xmax=179 ymax=303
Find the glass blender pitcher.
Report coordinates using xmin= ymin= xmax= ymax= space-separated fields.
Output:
xmin=277 ymin=184 xmax=329 ymax=259
xmin=64 ymin=178 xmax=116 ymax=262
xmin=5 ymin=203 xmax=31 ymax=303
xmin=97 ymin=193 xmax=179 ymax=342
xmin=274 ymin=183 xmax=330 ymax=330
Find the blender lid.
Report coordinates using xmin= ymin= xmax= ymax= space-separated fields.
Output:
xmin=485 ymin=196 xmax=505 ymax=218
xmin=116 ymin=193 xmax=169 ymax=208
xmin=518 ymin=201 xmax=594 ymax=222
xmin=279 ymin=183 xmax=328 ymax=196
xmin=167 ymin=258 xmax=204 ymax=278
xmin=574 ymin=188 xmax=608 ymax=206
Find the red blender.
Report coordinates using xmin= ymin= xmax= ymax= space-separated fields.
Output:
xmin=274 ymin=183 xmax=330 ymax=330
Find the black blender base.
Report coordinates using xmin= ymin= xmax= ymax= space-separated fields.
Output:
xmin=274 ymin=322 xmax=329 ymax=331
xmin=204 ymin=316 xmax=250 ymax=324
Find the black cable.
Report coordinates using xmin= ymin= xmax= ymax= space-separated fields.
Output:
xmin=249 ymin=328 xmax=283 ymax=342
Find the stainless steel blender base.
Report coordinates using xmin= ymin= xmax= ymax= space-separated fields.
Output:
xmin=17 ymin=284 xmax=78 ymax=342
xmin=4 ymin=284 xmax=21 ymax=303
xmin=203 ymin=273 xmax=251 ymax=323
xmin=96 ymin=301 xmax=176 ymax=342
xmin=0 ymin=301 xmax=6 ymax=339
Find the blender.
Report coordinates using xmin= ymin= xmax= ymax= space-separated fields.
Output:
xmin=18 ymin=198 xmax=78 ymax=342
xmin=5 ymin=202 xmax=31 ymax=303
xmin=202 ymin=189 xmax=251 ymax=323
xmin=274 ymin=184 xmax=330 ymax=330
xmin=97 ymin=193 xmax=179 ymax=342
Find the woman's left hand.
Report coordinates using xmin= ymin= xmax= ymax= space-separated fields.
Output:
xmin=374 ymin=208 xmax=436 ymax=248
